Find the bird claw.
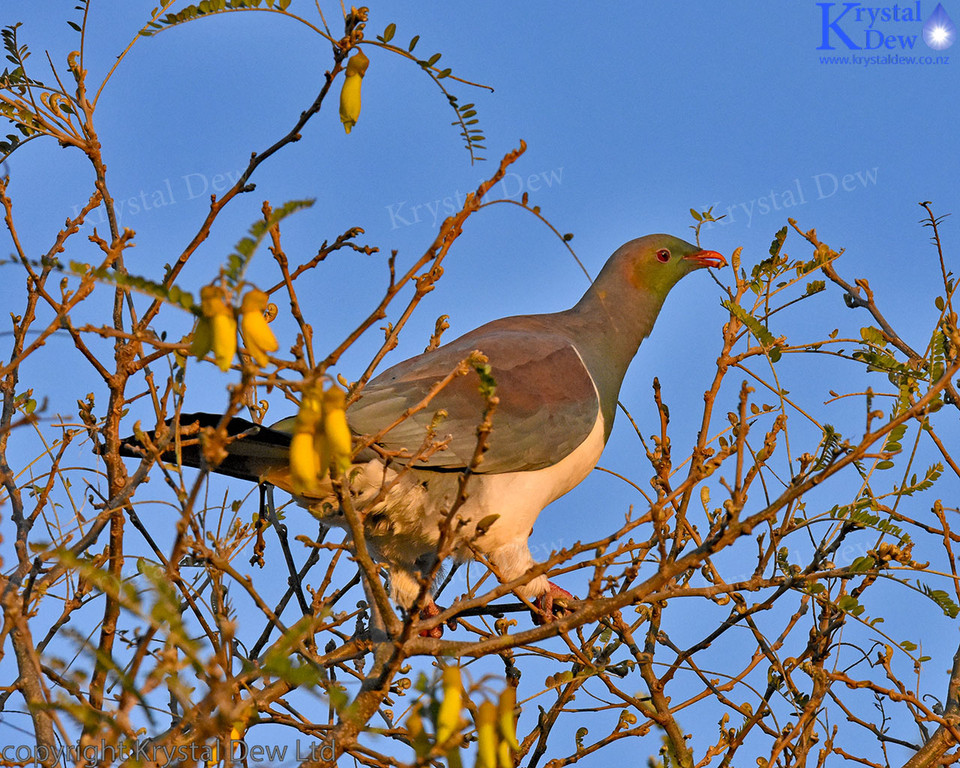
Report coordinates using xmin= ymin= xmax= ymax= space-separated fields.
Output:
xmin=533 ymin=581 xmax=573 ymax=625
xmin=418 ymin=600 xmax=444 ymax=638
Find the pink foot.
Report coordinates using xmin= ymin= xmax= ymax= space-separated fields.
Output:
xmin=533 ymin=581 xmax=573 ymax=625
xmin=418 ymin=599 xmax=444 ymax=638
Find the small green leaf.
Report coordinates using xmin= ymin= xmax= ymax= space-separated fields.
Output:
xmin=769 ymin=226 xmax=787 ymax=258
xmin=917 ymin=581 xmax=959 ymax=618
xmin=860 ymin=326 xmax=886 ymax=346
xmin=382 ymin=22 xmax=396 ymax=42
xmin=722 ymin=300 xmax=776 ymax=349
xmin=837 ymin=595 xmax=864 ymax=615
xmin=408 ymin=34 xmax=419 ymax=51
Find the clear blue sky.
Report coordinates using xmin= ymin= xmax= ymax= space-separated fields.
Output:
xmin=3 ymin=1 xmax=959 ymax=764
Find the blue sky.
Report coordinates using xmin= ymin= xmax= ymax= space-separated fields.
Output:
xmin=2 ymin=1 xmax=960 ymax=764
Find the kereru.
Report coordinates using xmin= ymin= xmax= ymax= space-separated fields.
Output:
xmin=120 ymin=234 xmax=723 ymax=631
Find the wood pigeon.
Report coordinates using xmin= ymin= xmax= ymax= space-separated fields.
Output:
xmin=120 ymin=234 xmax=724 ymax=629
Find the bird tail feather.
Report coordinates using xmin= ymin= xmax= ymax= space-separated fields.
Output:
xmin=114 ymin=412 xmax=292 ymax=483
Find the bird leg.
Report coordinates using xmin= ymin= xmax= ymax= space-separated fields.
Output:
xmin=533 ymin=581 xmax=573 ymax=625
xmin=418 ymin=598 xmax=444 ymax=639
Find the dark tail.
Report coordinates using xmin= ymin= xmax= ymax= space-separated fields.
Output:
xmin=116 ymin=412 xmax=292 ymax=483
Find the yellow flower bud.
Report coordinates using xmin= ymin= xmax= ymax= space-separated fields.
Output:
xmin=193 ymin=285 xmax=237 ymax=371
xmin=339 ymin=49 xmax=369 ymax=134
xmin=290 ymin=385 xmax=325 ymax=492
xmin=476 ymin=701 xmax=499 ymax=768
xmin=497 ymin=686 xmax=520 ymax=753
xmin=436 ymin=666 xmax=463 ymax=747
xmin=497 ymin=740 xmax=513 ymax=768
xmin=315 ymin=431 xmax=331 ymax=479
xmin=322 ymin=385 xmax=352 ymax=474
xmin=240 ymin=289 xmax=278 ymax=367
xmin=199 ymin=284 xmax=227 ymax=316
xmin=290 ymin=430 xmax=320 ymax=495
xmin=211 ymin=312 xmax=238 ymax=372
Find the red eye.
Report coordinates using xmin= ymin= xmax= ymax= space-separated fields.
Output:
xmin=656 ymin=248 xmax=671 ymax=263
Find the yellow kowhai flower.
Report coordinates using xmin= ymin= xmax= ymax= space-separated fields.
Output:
xmin=497 ymin=685 xmax=520 ymax=767
xmin=289 ymin=383 xmax=354 ymax=492
xmin=191 ymin=285 xmax=237 ymax=372
xmin=436 ymin=666 xmax=463 ymax=747
xmin=290 ymin=385 xmax=323 ymax=494
xmin=475 ymin=701 xmax=499 ymax=768
xmin=339 ymin=48 xmax=369 ymax=134
xmin=240 ymin=288 xmax=278 ymax=367
xmin=322 ymin=385 xmax=352 ymax=475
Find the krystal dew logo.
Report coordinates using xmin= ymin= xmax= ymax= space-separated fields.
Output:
xmin=817 ymin=2 xmax=956 ymax=51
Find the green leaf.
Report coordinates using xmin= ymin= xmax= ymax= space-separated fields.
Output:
xmin=382 ymin=22 xmax=396 ymax=41
xmin=900 ymin=640 xmax=918 ymax=652
xmin=722 ymin=300 xmax=776 ymax=348
xmin=849 ymin=556 xmax=875 ymax=573
xmin=769 ymin=226 xmax=787 ymax=258
xmin=408 ymin=34 xmax=419 ymax=51
xmin=472 ymin=361 xmax=496 ymax=399
xmin=917 ymin=581 xmax=959 ymax=618
xmin=813 ymin=424 xmax=843 ymax=471
xmin=224 ymin=198 xmax=314 ymax=288
xmin=60 ymin=260 xmax=196 ymax=311
xmin=690 ymin=208 xmax=702 ymax=222
xmin=837 ymin=595 xmax=864 ymax=616
xmin=860 ymin=326 xmax=886 ymax=346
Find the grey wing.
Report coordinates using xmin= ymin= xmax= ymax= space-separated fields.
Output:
xmin=347 ymin=323 xmax=600 ymax=473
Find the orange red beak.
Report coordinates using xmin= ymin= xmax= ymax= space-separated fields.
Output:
xmin=684 ymin=249 xmax=726 ymax=269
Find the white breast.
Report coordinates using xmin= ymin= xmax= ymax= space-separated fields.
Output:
xmin=296 ymin=411 xmax=607 ymax=606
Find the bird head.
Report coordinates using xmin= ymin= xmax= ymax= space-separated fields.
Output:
xmin=617 ymin=234 xmax=726 ymax=298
